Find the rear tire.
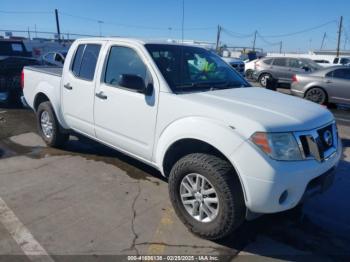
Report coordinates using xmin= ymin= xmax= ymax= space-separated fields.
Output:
xmin=304 ymin=87 xmax=327 ymax=105
xmin=259 ymin=73 xmax=272 ymax=87
xmin=168 ymin=153 xmax=245 ymax=240
xmin=36 ymin=101 xmax=69 ymax=147
xmin=245 ymin=69 xmax=254 ymax=79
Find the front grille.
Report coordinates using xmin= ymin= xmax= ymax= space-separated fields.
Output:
xmin=295 ymin=123 xmax=337 ymax=162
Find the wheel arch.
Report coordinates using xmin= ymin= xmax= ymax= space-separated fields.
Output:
xmin=33 ymin=92 xmax=50 ymax=111
xmin=162 ymin=138 xmax=248 ymax=204
xmin=155 ymin=117 xmax=248 ymax=200
xmin=33 ymin=91 xmax=69 ymax=130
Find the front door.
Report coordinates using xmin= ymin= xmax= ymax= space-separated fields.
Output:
xmin=325 ymin=68 xmax=350 ymax=104
xmin=62 ymin=42 xmax=102 ymax=137
xmin=94 ymin=44 xmax=158 ymax=160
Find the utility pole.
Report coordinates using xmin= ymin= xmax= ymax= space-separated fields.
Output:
xmin=34 ymin=24 xmax=37 ymax=38
xmin=215 ymin=25 xmax=221 ymax=53
xmin=55 ymin=9 xmax=61 ymax=42
xmin=27 ymin=27 xmax=31 ymax=40
xmin=336 ymin=16 xmax=343 ymax=57
xmin=320 ymin=32 xmax=326 ymax=50
xmin=252 ymin=30 xmax=257 ymax=51
xmin=279 ymin=41 xmax=282 ymax=54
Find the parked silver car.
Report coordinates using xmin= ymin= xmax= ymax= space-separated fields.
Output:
xmin=291 ymin=66 xmax=350 ymax=105
xmin=253 ymin=57 xmax=322 ymax=87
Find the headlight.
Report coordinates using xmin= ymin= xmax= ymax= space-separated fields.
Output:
xmin=250 ymin=132 xmax=302 ymax=161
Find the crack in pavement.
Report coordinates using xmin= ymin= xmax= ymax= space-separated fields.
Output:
xmin=122 ymin=182 xmax=142 ymax=255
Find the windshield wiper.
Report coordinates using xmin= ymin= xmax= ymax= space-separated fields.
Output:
xmin=175 ymin=81 xmax=246 ymax=93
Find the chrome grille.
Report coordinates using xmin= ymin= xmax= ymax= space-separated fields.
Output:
xmin=294 ymin=122 xmax=338 ymax=162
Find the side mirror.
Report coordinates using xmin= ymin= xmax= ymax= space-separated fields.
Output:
xmin=119 ymin=74 xmax=153 ymax=95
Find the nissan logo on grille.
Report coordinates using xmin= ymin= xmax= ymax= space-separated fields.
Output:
xmin=323 ymin=130 xmax=333 ymax=147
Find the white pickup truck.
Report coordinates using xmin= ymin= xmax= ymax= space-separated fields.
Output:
xmin=22 ymin=38 xmax=341 ymax=240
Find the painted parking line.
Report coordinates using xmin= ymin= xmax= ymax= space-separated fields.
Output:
xmin=147 ymin=206 xmax=175 ymax=255
xmin=0 ymin=111 xmax=6 ymax=114
xmin=0 ymin=197 xmax=54 ymax=262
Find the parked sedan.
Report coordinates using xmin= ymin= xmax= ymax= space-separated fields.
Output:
xmin=291 ymin=66 xmax=350 ymax=105
xmin=253 ymin=57 xmax=322 ymax=87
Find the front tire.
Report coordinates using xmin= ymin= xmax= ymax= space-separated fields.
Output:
xmin=36 ymin=101 xmax=69 ymax=147
xmin=304 ymin=87 xmax=327 ymax=105
xmin=168 ymin=153 xmax=245 ymax=240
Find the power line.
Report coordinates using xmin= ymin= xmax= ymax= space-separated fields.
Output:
xmin=256 ymin=31 xmax=280 ymax=46
xmin=0 ymin=10 xmax=51 ymax=14
xmin=58 ymin=11 xmax=215 ymax=31
xmin=260 ymin=20 xmax=337 ymax=38
xmin=221 ymin=28 xmax=254 ymax=39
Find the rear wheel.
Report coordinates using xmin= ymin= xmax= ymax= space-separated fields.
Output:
xmin=245 ymin=69 xmax=254 ymax=79
xmin=305 ymin=87 xmax=327 ymax=105
xmin=168 ymin=153 xmax=245 ymax=240
xmin=259 ymin=73 xmax=272 ymax=87
xmin=36 ymin=101 xmax=69 ymax=147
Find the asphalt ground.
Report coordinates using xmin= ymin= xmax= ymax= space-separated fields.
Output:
xmin=0 ymin=88 xmax=349 ymax=261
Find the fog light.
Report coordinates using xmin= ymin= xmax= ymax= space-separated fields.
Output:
xmin=279 ymin=190 xmax=288 ymax=204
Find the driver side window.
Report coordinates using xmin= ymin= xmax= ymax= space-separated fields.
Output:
xmin=104 ymin=46 xmax=147 ymax=88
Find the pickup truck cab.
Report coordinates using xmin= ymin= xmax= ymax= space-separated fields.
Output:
xmin=23 ymin=38 xmax=342 ymax=240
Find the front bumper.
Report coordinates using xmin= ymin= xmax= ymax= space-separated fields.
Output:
xmin=229 ymin=136 xmax=342 ymax=214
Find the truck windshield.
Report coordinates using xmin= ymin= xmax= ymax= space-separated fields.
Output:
xmin=145 ymin=44 xmax=249 ymax=93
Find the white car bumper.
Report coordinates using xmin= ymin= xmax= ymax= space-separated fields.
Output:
xmin=230 ymin=136 xmax=342 ymax=214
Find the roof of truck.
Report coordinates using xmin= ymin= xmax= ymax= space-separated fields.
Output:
xmin=74 ymin=37 xmax=210 ymax=48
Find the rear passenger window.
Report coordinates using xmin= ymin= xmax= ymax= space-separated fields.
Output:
xmin=71 ymin=44 xmax=101 ymax=81
xmin=71 ymin=45 xmax=85 ymax=76
xmin=273 ymin=58 xmax=287 ymax=67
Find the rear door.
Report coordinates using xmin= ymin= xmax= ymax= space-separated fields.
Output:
xmin=61 ymin=42 xmax=103 ymax=137
xmin=271 ymin=58 xmax=289 ymax=82
xmin=325 ymin=68 xmax=350 ymax=104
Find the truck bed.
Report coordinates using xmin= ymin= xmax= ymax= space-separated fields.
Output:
xmin=25 ymin=66 xmax=63 ymax=77
xmin=23 ymin=65 xmax=63 ymax=112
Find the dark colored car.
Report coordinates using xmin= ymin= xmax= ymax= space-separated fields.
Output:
xmin=0 ymin=40 xmax=41 ymax=106
xmin=253 ymin=57 xmax=322 ymax=87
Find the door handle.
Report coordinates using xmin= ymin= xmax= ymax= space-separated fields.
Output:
xmin=325 ymin=80 xmax=332 ymax=83
xmin=95 ymin=91 xmax=107 ymax=100
xmin=64 ymin=83 xmax=73 ymax=90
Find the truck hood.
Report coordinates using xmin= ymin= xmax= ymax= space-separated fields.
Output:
xmin=181 ymin=87 xmax=333 ymax=137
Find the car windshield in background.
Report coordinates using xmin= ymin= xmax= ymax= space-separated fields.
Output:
xmin=145 ymin=44 xmax=249 ymax=93
xmin=303 ymin=59 xmax=322 ymax=71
